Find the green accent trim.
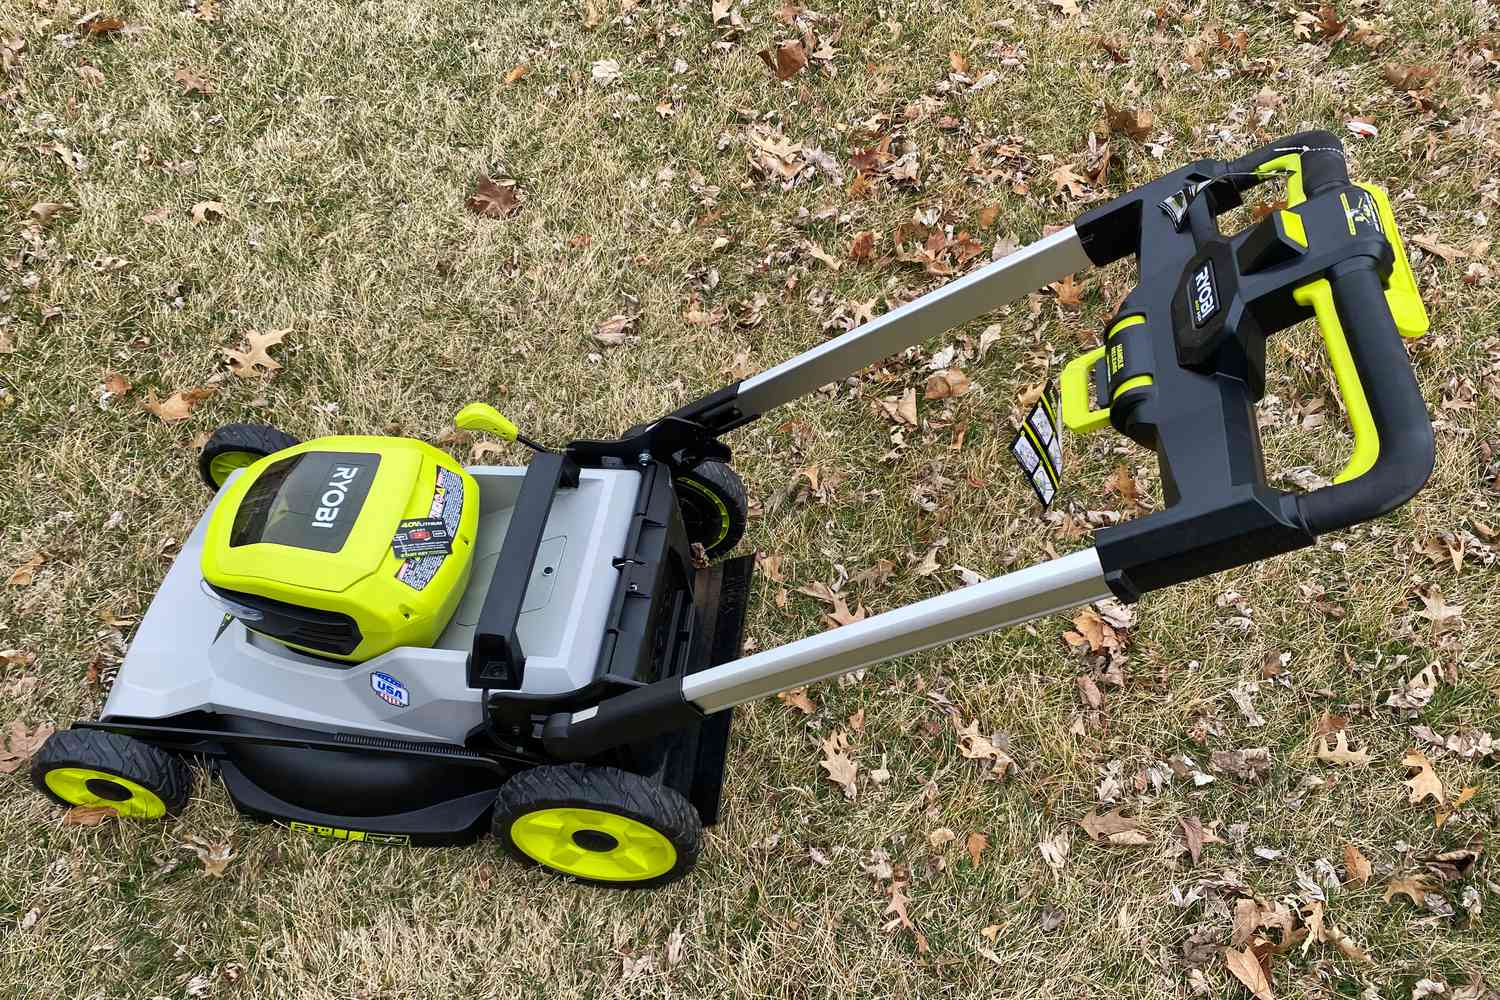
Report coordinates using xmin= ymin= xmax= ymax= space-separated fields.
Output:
xmin=1256 ymin=153 xmax=1307 ymax=207
xmin=208 ymin=451 xmax=261 ymax=487
xmin=1107 ymin=314 xmax=1145 ymax=339
xmin=510 ymin=807 xmax=677 ymax=882
xmin=1357 ymin=183 xmax=1429 ymax=339
xmin=42 ymin=767 xmax=166 ymax=819
xmin=1280 ymin=210 xmax=1308 ymax=248
xmin=1294 ymin=279 xmax=1380 ymax=484
xmin=1111 ymin=375 xmax=1154 ymax=400
xmin=676 ymin=476 xmax=731 ymax=547
xmin=1059 ymin=346 xmax=1110 ymax=434
xmin=454 ymin=402 xmax=519 ymax=442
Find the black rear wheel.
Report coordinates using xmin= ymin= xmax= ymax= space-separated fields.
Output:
xmin=198 ymin=423 xmax=300 ymax=491
xmin=494 ymin=765 xmax=702 ymax=888
xmin=674 ymin=461 xmax=748 ymax=559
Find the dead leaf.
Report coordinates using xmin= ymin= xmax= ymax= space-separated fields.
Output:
xmin=777 ymin=687 xmax=816 ymax=714
xmin=1049 ymin=273 xmax=1085 ymax=307
xmin=758 ymin=39 xmax=808 ymax=80
xmin=882 ymin=880 xmax=929 ymax=953
xmin=923 ymin=368 xmax=970 ymax=400
xmin=593 ymin=314 xmax=635 ymax=346
xmin=0 ymin=721 xmax=56 ymax=774
xmin=1383 ymin=874 xmax=1436 ymax=906
xmin=102 ymin=371 xmax=131 ymax=396
xmin=1419 ymin=848 xmax=1481 ymax=882
xmin=1105 ymin=104 xmax=1153 ymax=140
xmin=504 ymin=63 xmax=529 ymax=85
xmin=1076 ymin=674 xmax=1105 ymax=710
xmin=183 ymin=836 xmax=235 ymax=877
xmin=78 ymin=13 xmax=127 ymax=36
xmin=222 ymin=329 xmax=288 ymax=378
xmin=1048 ymin=165 xmax=1089 ymax=199
xmin=76 ymin=64 xmax=105 ymax=86
xmin=62 ymin=805 xmax=118 ymax=826
xmin=1223 ymin=945 xmax=1274 ymax=1000
xmin=1077 ymin=808 xmax=1148 ymax=846
xmin=819 ymin=730 xmax=858 ymax=799
xmin=1210 ymin=747 xmax=1271 ymax=784
xmin=189 ymin=201 xmax=227 ymax=223
xmin=1402 ymin=748 xmax=1445 ymax=805
xmin=824 ymin=595 xmax=867 ymax=628
xmin=1383 ymin=64 xmax=1436 ymax=90
xmin=1179 ymin=816 xmax=1205 ymax=865
xmin=849 ymin=230 xmax=876 ymax=261
xmin=173 ymin=67 xmax=217 ymax=96
xmin=955 ymin=718 xmax=1014 ymax=779
xmin=465 ymin=177 xmax=521 ymax=219
xmin=141 ymin=387 xmax=215 ymax=423
xmin=6 ymin=554 xmax=46 ymax=587
xmin=1344 ymin=843 xmax=1372 ymax=886
xmin=29 ymin=202 xmax=68 ymax=225
xmin=1315 ymin=730 xmax=1373 ymax=767
xmin=665 ymin=924 xmax=686 ymax=966
xmin=141 ymin=207 xmax=172 ymax=225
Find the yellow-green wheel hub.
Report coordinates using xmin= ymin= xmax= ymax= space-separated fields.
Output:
xmin=676 ymin=477 xmax=731 ymax=547
xmin=208 ymin=451 xmax=260 ymax=486
xmin=42 ymin=767 xmax=167 ymax=819
xmin=510 ymin=807 xmax=677 ymax=881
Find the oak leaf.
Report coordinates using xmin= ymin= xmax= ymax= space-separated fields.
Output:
xmin=965 ymin=831 xmax=988 ymax=865
xmin=819 ymin=730 xmax=857 ymax=799
xmin=0 ymin=721 xmax=56 ymax=774
xmin=758 ymin=39 xmax=807 ymax=80
xmin=1315 ymin=730 xmax=1373 ymax=767
xmin=63 ymin=805 xmax=118 ymax=826
xmin=593 ymin=314 xmax=635 ymax=346
xmin=466 ymin=177 xmax=521 ymax=219
xmin=222 ymin=329 xmax=288 ymax=378
xmin=1344 ymin=843 xmax=1372 ymax=886
xmin=1402 ymin=748 xmax=1445 ymax=805
xmin=1077 ymin=807 xmax=1147 ymax=845
xmin=1105 ymin=104 xmax=1153 ymax=140
xmin=776 ymin=687 xmax=816 ymax=714
xmin=6 ymin=554 xmax=46 ymax=587
xmin=141 ymin=387 xmax=215 ymax=423
xmin=189 ymin=200 xmax=227 ymax=223
xmin=173 ymin=67 xmax=216 ymax=96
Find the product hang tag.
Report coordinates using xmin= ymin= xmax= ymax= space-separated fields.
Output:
xmin=392 ymin=517 xmax=454 ymax=559
xmin=1010 ymin=387 xmax=1063 ymax=509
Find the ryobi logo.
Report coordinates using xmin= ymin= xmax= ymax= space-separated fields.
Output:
xmin=370 ymin=671 xmax=409 ymax=707
xmin=1190 ymin=260 xmax=1219 ymax=327
xmin=311 ymin=465 xmax=362 ymax=530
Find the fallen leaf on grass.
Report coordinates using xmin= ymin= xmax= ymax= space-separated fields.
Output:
xmin=1315 ymin=730 xmax=1373 ymax=767
xmin=882 ymin=880 xmax=929 ymax=954
xmin=1344 ymin=843 xmax=1372 ymax=886
xmin=6 ymin=554 xmax=46 ymax=587
xmin=1402 ymin=748 xmax=1445 ymax=805
xmin=1223 ymin=945 xmax=1273 ymax=1000
xmin=1382 ymin=63 xmax=1435 ymax=90
xmin=183 ymin=836 xmax=235 ymax=877
xmin=29 ymin=201 xmax=69 ymax=225
xmin=965 ymin=832 xmax=988 ymax=865
xmin=1179 ymin=816 xmax=1205 ymax=865
xmin=758 ymin=39 xmax=807 ymax=80
xmin=141 ymin=207 xmax=172 ymax=225
xmin=173 ymin=67 xmax=217 ymax=96
xmin=1105 ymin=104 xmax=1153 ymax=140
xmin=102 ymin=371 xmax=132 ymax=396
xmin=1383 ymin=874 xmax=1436 ymax=906
xmin=593 ymin=314 xmax=635 ymax=346
xmin=222 ymin=329 xmax=288 ymax=378
xmin=78 ymin=13 xmax=127 ymax=36
xmin=923 ymin=369 xmax=970 ymax=400
xmin=824 ymin=595 xmax=867 ymax=628
xmin=63 ymin=805 xmax=117 ymax=826
xmin=1077 ymin=807 xmax=1148 ymax=846
xmin=465 ymin=177 xmax=522 ymax=219
xmin=955 ymin=718 xmax=1013 ymax=779
xmin=1210 ymin=747 xmax=1271 ymax=784
xmin=849 ymin=230 xmax=875 ymax=261
xmin=141 ymin=388 xmax=215 ymax=423
xmin=1419 ymin=848 xmax=1480 ymax=882
xmin=504 ymin=63 xmax=530 ymax=85
xmin=0 ymin=721 xmax=56 ymax=774
xmin=189 ymin=201 xmax=227 ymax=223
xmin=776 ymin=687 xmax=816 ymax=714
xmin=0 ymin=649 xmax=37 ymax=668
xmin=819 ymin=730 xmax=857 ymax=799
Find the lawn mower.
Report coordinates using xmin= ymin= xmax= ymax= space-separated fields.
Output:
xmin=29 ymin=131 xmax=1435 ymax=887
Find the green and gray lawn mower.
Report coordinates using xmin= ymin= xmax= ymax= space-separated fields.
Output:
xmin=30 ymin=131 xmax=1436 ymax=886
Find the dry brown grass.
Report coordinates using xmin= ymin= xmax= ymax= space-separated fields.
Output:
xmin=2 ymin=0 xmax=1498 ymax=997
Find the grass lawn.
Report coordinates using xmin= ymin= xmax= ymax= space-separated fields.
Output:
xmin=2 ymin=0 xmax=1498 ymax=997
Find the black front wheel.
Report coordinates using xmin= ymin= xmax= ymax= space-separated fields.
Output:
xmin=674 ymin=461 xmax=748 ymax=559
xmin=32 ymin=729 xmax=192 ymax=819
xmin=198 ymin=423 xmax=300 ymax=491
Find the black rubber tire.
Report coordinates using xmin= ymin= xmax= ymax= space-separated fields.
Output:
xmin=31 ymin=729 xmax=192 ymax=817
xmin=674 ymin=461 xmax=748 ymax=559
xmin=198 ymin=423 xmax=301 ymax=491
xmin=494 ymin=765 xmax=702 ymax=888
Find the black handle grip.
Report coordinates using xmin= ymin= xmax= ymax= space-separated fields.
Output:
xmin=1294 ymin=260 xmax=1434 ymax=535
xmin=1225 ymin=129 xmax=1348 ymax=196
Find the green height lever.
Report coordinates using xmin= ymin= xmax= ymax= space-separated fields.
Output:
xmin=454 ymin=403 xmax=549 ymax=453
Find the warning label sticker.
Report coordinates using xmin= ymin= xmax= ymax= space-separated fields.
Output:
xmin=1011 ymin=388 xmax=1062 ymax=509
